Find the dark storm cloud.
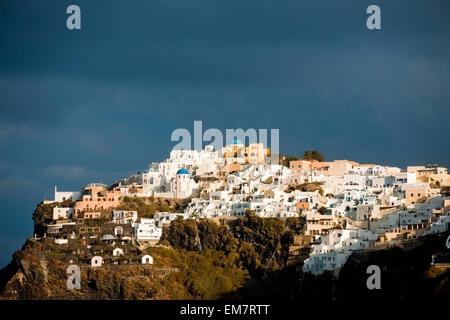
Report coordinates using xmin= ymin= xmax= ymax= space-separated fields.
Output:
xmin=0 ymin=0 xmax=449 ymax=266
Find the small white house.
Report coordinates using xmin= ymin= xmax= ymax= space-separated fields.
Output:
xmin=134 ymin=219 xmax=162 ymax=241
xmin=114 ymin=226 xmax=123 ymax=236
xmin=91 ymin=256 xmax=103 ymax=267
xmin=52 ymin=207 xmax=74 ymax=220
xmin=101 ymin=234 xmax=116 ymax=242
xmin=54 ymin=186 xmax=81 ymax=202
xmin=113 ymin=248 xmax=124 ymax=256
xmin=141 ymin=254 xmax=153 ymax=264
xmin=54 ymin=238 xmax=68 ymax=245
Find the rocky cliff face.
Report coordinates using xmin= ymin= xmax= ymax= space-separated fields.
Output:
xmin=337 ymin=232 xmax=450 ymax=300
xmin=0 ymin=215 xmax=302 ymax=300
xmin=161 ymin=216 xmax=304 ymax=276
xmin=0 ymin=239 xmax=60 ymax=299
xmin=0 ymin=237 xmax=247 ymax=300
xmin=225 ymin=231 xmax=450 ymax=300
xmin=32 ymin=200 xmax=73 ymax=237
xmin=0 ymin=238 xmax=184 ymax=299
xmin=1 ymin=215 xmax=448 ymax=300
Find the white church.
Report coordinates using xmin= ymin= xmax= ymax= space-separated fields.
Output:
xmin=139 ymin=146 xmax=223 ymax=199
xmin=141 ymin=168 xmax=199 ymax=199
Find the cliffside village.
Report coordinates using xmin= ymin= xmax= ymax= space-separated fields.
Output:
xmin=41 ymin=138 xmax=450 ymax=274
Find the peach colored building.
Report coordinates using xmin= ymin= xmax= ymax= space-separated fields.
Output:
xmin=296 ymin=201 xmax=310 ymax=213
xmin=290 ymin=159 xmax=358 ymax=176
xmin=310 ymin=161 xmax=331 ymax=171
xmin=74 ymin=190 xmax=122 ymax=216
xmin=289 ymin=160 xmax=317 ymax=172
xmin=84 ymin=211 xmax=102 ymax=219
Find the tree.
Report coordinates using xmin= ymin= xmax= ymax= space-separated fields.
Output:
xmin=245 ymin=209 xmax=255 ymax=217
xmin=302 ymin=150 xmax=325 ymax=162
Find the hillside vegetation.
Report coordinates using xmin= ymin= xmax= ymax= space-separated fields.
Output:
xmin=161 ymin=216 xmax=305 ymax=277
xmin=3 ymin=209 xmax=449 ymax=300
xmin=0 ymin=215 xmax=304 ymax=299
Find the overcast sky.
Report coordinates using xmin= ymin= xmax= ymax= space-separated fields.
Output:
xmin=0 ymin=0 xmax=449 ymax=267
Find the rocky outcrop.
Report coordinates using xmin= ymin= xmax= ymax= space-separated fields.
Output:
xmin=0 ymin=239 xmax=52 ymax=299
xmin=0 ymin=235 xmax=245 ymax=300
xmin=161 ymin=216 xmax=305 ymax=276
xmin=3 ymin=213 xmax=447 ymax=300
xmin=337 ymin=232 xmax=450 ymax=300
xmin=161 ymin=219 xmax=229 ymax=252
xmin=32 ymin=199 xmax=74 ymax=237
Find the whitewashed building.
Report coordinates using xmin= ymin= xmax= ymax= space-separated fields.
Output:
xmin=112 ymin=210 xmax=138 ymax=224
xmin=134 ymin=218 xmax=162 ymax=241
xmin=113 ymin=248 xmax=124 ymax=256
xmin=91 ymin=256 xmax=103 ymax=267
xmin=141 ymin=255 xmax=153 ymax=264
xmin=52 ymin=207 xmax=74 ymax=220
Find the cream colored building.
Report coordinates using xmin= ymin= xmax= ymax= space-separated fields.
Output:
xmin=246 ymin=143 xmax=267 ymax=164
xmin=289 ymin=159 xmax=358 ymax=176
xmin=401 ymin=183 xmax=430 ymax=205
xmin=305 ymin=212 xmax=340 ymax=236
xmin=407 ymin=165 xmax=449 ymax=185
xmin=222 ymin=139 xmax=268 ymax=164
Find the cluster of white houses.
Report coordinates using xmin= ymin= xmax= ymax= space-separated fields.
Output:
xmin=44 ymin=141 xmax=450 ymax=272
xmin=90 ymin=254 xmax=153 ymax=267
